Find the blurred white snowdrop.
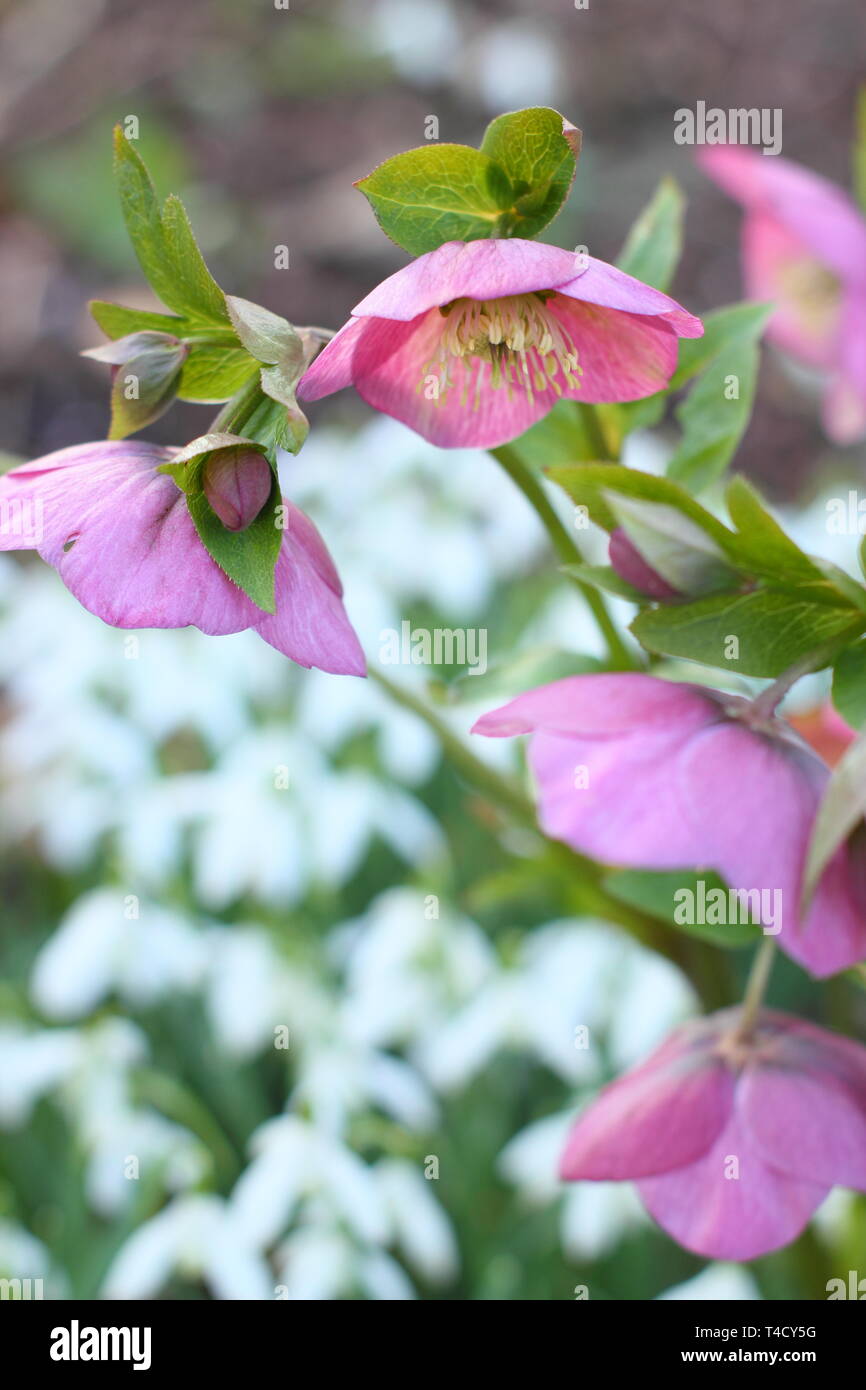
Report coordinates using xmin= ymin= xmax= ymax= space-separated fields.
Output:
xmin=103 ymin=1194 xmax=273 ymax=1300
xmin=658 ymin=1265 xmax=762 ymax=1300
xmin=333 ymin=887 xmax=496 ymax=1050
xmin=375 ymin=1157 xmax=459 ymax=1284
xmin=274 ymin=1222 xmax=415 ymax=1301
xmin=415 ymin=920 xmax=693 ymax=1092
xmin=0 ymin=1219 xmax=68 ymax=1297
xmin=497 ymin=1108 xmax=644 ymax=1260
xmin=31 ymin=888 xmax=207 ymax=1020
xmin=0 ymin=1024 xmax=84 ymax=1125
xmin=230 ymin=1115 xmax=389 ymax=1248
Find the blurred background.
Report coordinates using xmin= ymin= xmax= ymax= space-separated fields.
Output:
xmin=1 ymin=0 xmax=866 ymax=1300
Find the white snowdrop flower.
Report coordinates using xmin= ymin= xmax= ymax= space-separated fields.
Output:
xmin=230 ymin=1116 xmax=388 ymax=1249
xmin=334 ymin=888 xmax=496 ymax=1051
xmin=103 ymin=1194 xmax=273 ymax=1301
xmin=809 ymin=1186 xmax=856 ymax=1243
xmin=497 ymin=1111 xmax=573 ymax=1205
xmin=606 ymin=947 xmax=698 ymax=1072
xmin=357 ymin=1248 xmax=416 ymax=1301
xmin=0 ymin=1219 xmax=67 ymax=1298
xmin=274 ymin=1226 xmax=354 ymax=1301
xmin=562 ymin=1180 xmax=647 ymax=1261
xmin=498 ymin=1109 xmax=642 ymax=1262
xmin=294 ymin=1046 xmax=438 ymax=1136
xmin=31 ymin=888 xmax=207 ymax=1021
xmin=0 ymin=1025 xmax=84 ymax=1126
xmin=375 ymin=1158 xmax=459 ymax=1284
xmin=296 ymin=670 xmax=440 ymax=786
xmin=205 ymin=927 xmax=289 ymax=1059
xmin=658 ymin=1264 xmax=762 ymax=1301
xmin=83 ymin=1109 xmax=207 ymax=1217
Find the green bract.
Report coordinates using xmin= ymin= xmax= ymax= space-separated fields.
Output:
xmin=356 ymin=107 xmax=581 ymax=255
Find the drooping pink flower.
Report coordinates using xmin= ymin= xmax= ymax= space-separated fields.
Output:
xmin=698 ymin=146 xmax=866 ymax=443
xmin=0 ymin=441 xmax=365 ymax=675
xmin=298 ymin=238 xmax=703 ymax=448
xmin=560 ymin=1007 xmax=866 ymax=1260
xmin=472 ymin=673 xmax=866 ymax=977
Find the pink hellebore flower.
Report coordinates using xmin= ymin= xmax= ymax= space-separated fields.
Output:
xmin=698 ymin=146 xmax=866 ymax=444
xmin=298 ymin=238 xmax=703 ymax=448
xmin=560 ymin=1008 xmax=866 ymax=1260
xmin=472 ymin=673 xmax=866 ymax=977
xmin=0 ymin=441 xmax=365 ymax=676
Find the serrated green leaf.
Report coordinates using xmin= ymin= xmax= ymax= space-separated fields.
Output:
xmin=832 ymin=642 xmax=866 ymax=729
xmin=187 ymin=467 xmax=283 ymax=613
xmin=225 ymin=295 xmax=304 ymax=368
xmin=617 ymin=176 xmax=684 ymax=292
xmin=113 ymin=127 xmax=228 ymax=326
xmin=603 ymin=868 xmax=762 ymax=947
xmin=356 ymin=144 xmax=513 ymax=256
xmin=160 ymin=194 xmax=230 ymax=324
xmin=479 ymin=107 xmax=580 ymax=238
xmin=632 ymin=588 xmax=864 ymax=677
xmin=725 ymin=475 xmax=825 ymax=583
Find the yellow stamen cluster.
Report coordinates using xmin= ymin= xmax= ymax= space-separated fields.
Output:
xmin=420 ymin=292 xmax=582 ymax=408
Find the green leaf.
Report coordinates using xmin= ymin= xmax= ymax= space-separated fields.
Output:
xmin=479 ymin=107 xmax=581 ymax=238
xmin=89 ymin=300 xmax=193 ymax=338
xmin=832 ymin=641 xmax=866 ymax=729
xmin=802 ymin=726 xmax=866 ymax=907
xmin=548 ymin=462 xmax=738 ymax=553
xmin=108 ymin=343 xmax=187 ymax=439
xmin=560 ymin=563 xmax=645 ymax=602
xmin=616 ymin=177 xmax=684 ymax=292
xmin=187 ymin=467 xmax=283 ymax=614
xmin=669 ymin=302 xmax=772 ymax=392
xmin=667 ymin=329 xmax=767 ymax=493
xmin=178 ymin=346 xmax=259 ymax=403
xmin=724 ymin=475 xmax=825 ymax=584
xmin=112 ymin=127 xmax=229 ymax=325
xmin=226 ymin=295 xmax=305 ymax=369
xmin=602 ymin=491 xmax=736 ymax=595
xmin=603 ymin=868 xmax=762 ymax=947
xmin=632 ymin=588 xmax=864 ymax=677
xmin=355 ymin=144 xmax=513 ymax=256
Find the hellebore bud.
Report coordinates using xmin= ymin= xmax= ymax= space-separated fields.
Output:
xmin=201 ymin=446 xmax=273 ymax=531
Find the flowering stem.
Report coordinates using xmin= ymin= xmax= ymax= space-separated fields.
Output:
xmin=490 ymin=444 xmax=636 ymax=670
xmin=750 ymin=641 xmax=851 ymax=722
xmin=735 ymin=938 xmax=776 ymax=1039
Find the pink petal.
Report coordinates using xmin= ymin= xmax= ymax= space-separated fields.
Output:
xmin=305 ymin=307 xmax=560 ymax=449
xmin=0 ymin=442 xmax=364 ymax=675
xmin=561 ymin=1026 xmax=733 ymax=1180
xmin=742 ymin=210 xmax=841 ymax=369
xmin=351 ymin=238 xmax=586 ymax=321
xmin=253 ymin=505 xmax=366 ymax=675
xmin=698 ymin=147 xmax=866 ymax=284
xmin=638 ymin=1108 xmax=828 ymax=1260
xmin=548 ymin=295 xmax=684 ymax=403
xmin=555 ymin=256 xmax=704 ymax=338
xmin=297 ymin=317 xmax=369 ymax=402
xmin=471 ymin=674 xmax=721 ymax=738
xmin=822 ymin=288 xmax=866 ymax=444
xmin=741 ymin=1051 xmax=866 ymax=1192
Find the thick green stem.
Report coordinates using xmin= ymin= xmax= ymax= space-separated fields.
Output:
xmin=490 ymin=444 xmax=635 ymax=670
